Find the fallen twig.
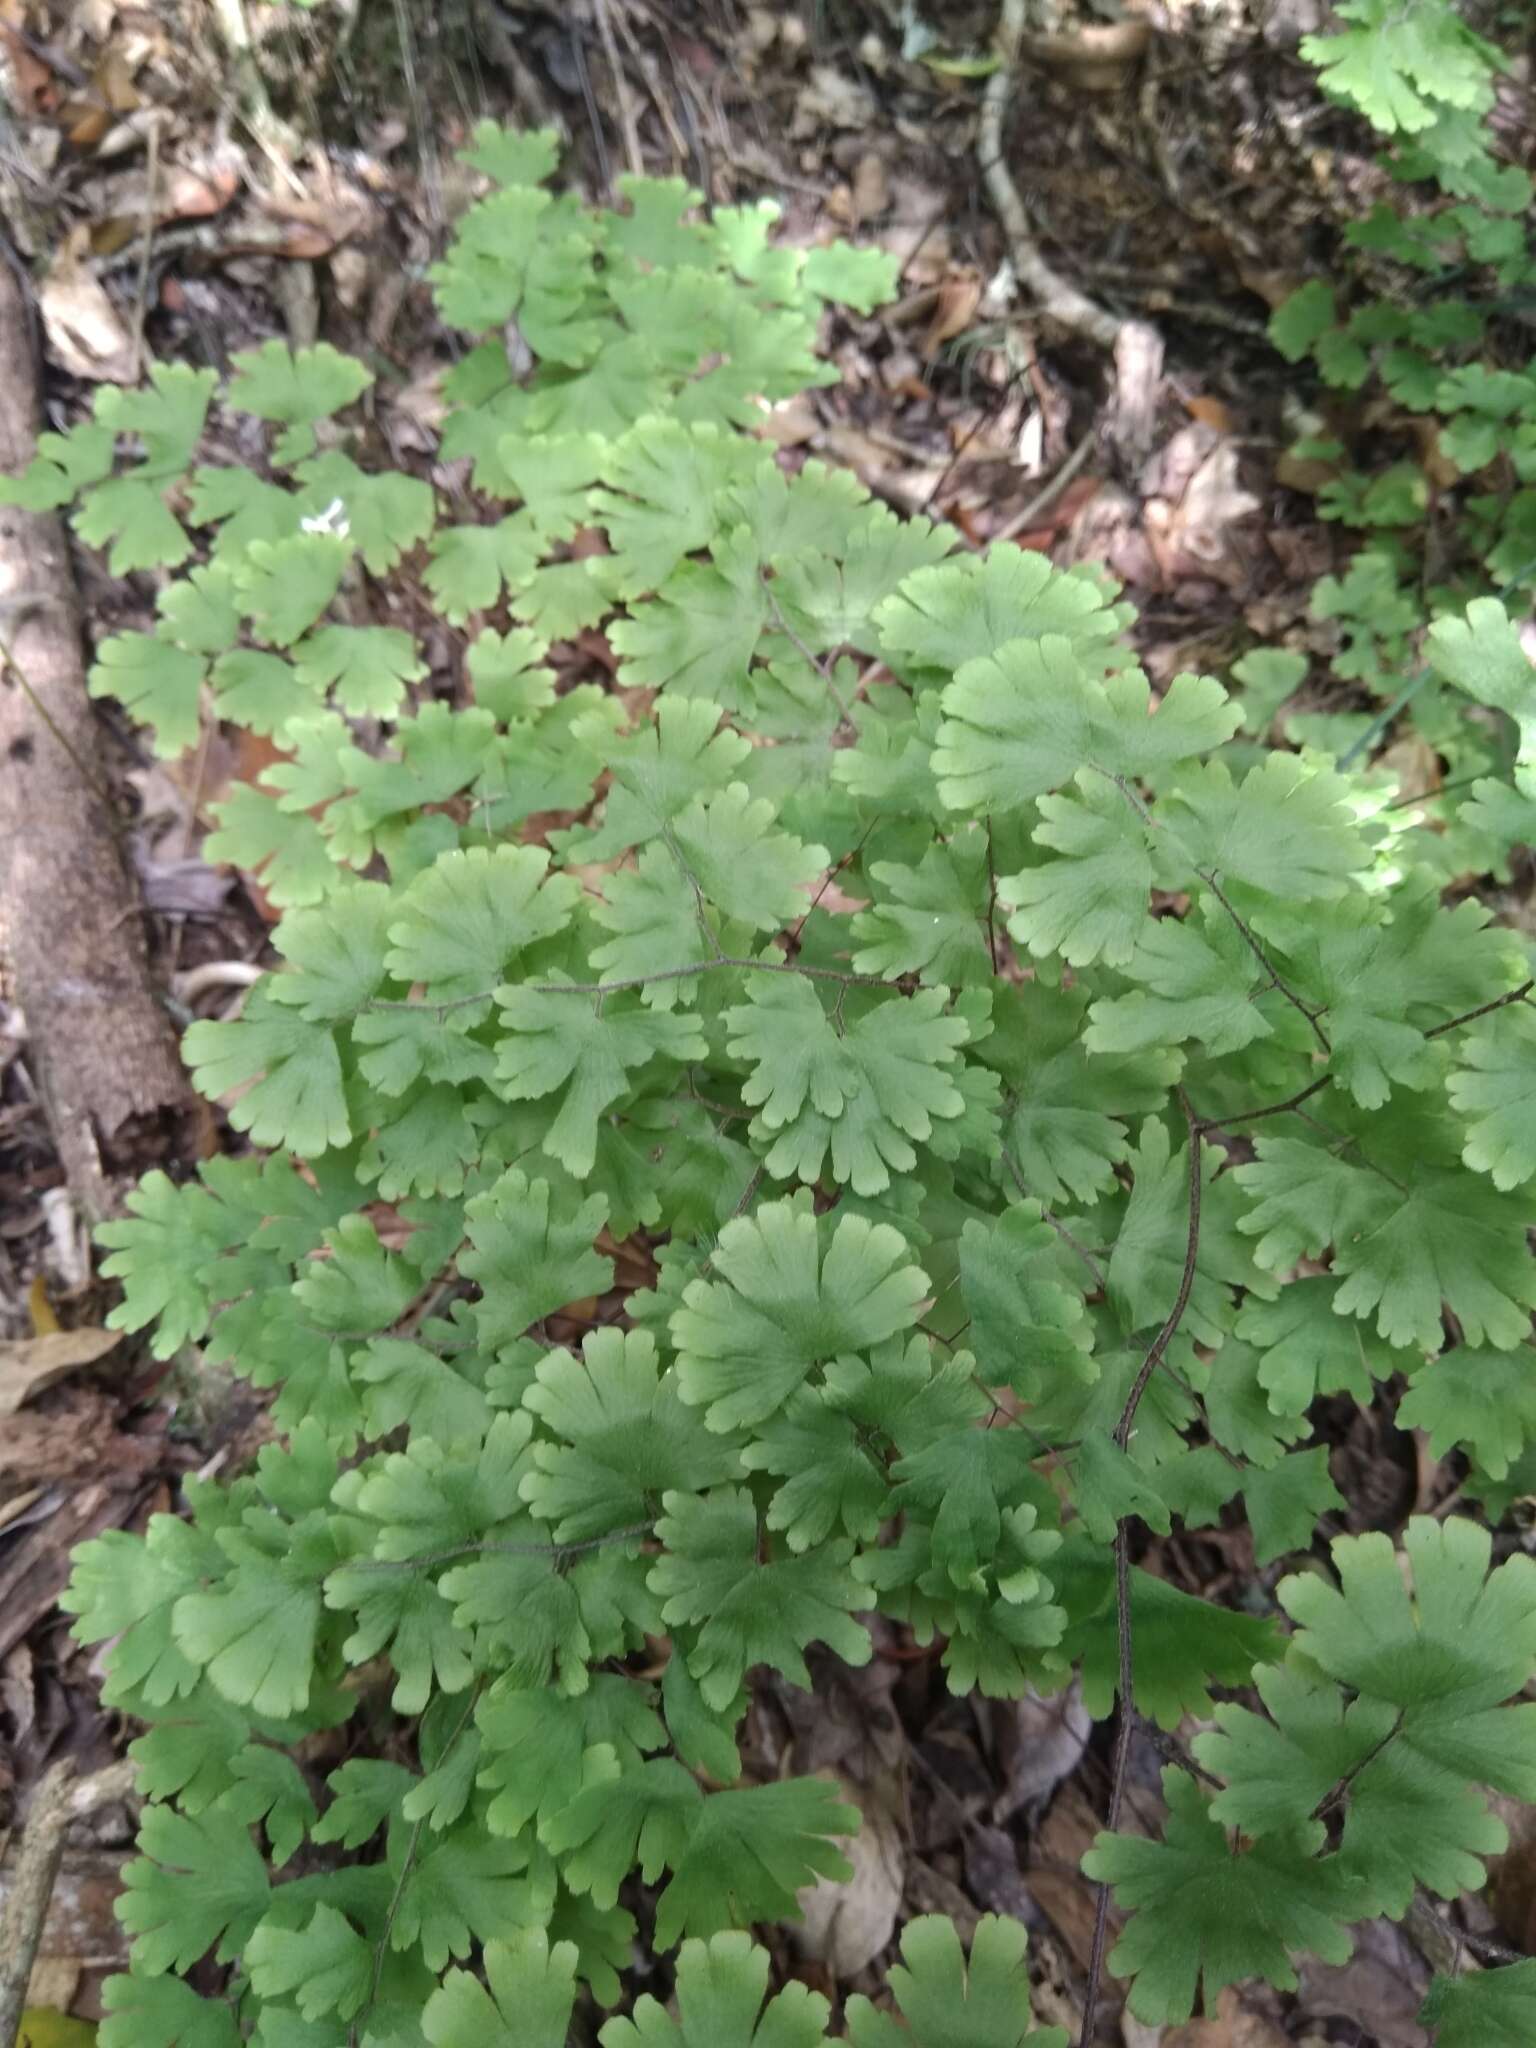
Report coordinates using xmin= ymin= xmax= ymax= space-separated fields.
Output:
xmin=595 ymin=0 xmax=645 ymax=180
xmin=978 ymin=0 xmax=1122 ymax=350
xmin=0 ymin=1757 xmax=137 ymax=2048
xmin=992 ymin=428 xmax=1096 ymax=539
xmin=0 ymin=249 xmax=198 ymax=1218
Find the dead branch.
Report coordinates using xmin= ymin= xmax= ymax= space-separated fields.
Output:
xmin=0 ymin=252 xmax=199 ymax=1222
xmin=980 ymin=0 xmax=1163 ymax=457
xmin=979 ymin=0 xmax=1123 ymax=349
xmin=0 ymin=1757 xmax=137 ymax=2048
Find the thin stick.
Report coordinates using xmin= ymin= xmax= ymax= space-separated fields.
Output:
xmin=1424 ymin=977 xmax=1534 ymax=1038
xmin=130 ymin=119 xmax=160 ymax=383
xmin=1000 ymin=1145 xmax=1107 ymax=1291
xmin=1079 ymin=1091 xmax=1203 ymax=2048
xmin=0 ymin=1758 xmax=138 ymax=2048
xmin=978 ymin=0 xmax=1121 ymax=349
xmin=595 ymin=0 xmax=644 ymax=179
xmin=761 ymin=576 xmax=851 ymax=723
xmin=1196 ymin=867 xmax=1331 ymax=1056
xmin=992 ymin=428 xmax=1096 ymax=541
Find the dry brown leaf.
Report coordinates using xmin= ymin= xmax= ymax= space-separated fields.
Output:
xmin=920 ymin=273 xmax=982 ymax=355
xmin=28 ymin=1272 xmax=60 ymax=1335
xmin=0 ymin=18 xmax=53 ymax=114
xmin=851 ymin=152 xmax=890 ymax=223
xmin=1023 ymin=19 xmax=1153 ymax=89
xmin=0 ymin=1329 xmax=122 ymax=1418
xmin=991 ymin=1682 xmax=1092 ymax=1821
xmin=1185 ymin=394 xmax=1237 ymax=435
xmin=1159 ymin=1985 xmax=1290 ymax=2045
xmin=38 ymin=227 xmax=136 ymax=382
xmin=793 ymin=1772 xmax=904 ymax=1977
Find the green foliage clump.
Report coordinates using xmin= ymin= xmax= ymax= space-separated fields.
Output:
xmin=6 ymin=106 xmax=1535 ymax=2044
xmin=1264 ymin=0 xmax=1536 ymax=878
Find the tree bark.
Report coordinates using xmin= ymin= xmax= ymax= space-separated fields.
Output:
xmin=0 ymin=251 xmax=198 ymax=1221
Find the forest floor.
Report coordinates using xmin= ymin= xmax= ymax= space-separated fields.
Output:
xmin=0 ymin=3 xmax=1528 ymax=2041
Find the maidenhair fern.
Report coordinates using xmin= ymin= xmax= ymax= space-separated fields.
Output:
xmin=6 ymin=110 xmax=1535 ymax=2045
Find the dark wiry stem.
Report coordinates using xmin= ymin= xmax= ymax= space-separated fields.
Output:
xmin=1079 ymin=1089 xmax=1203 ymax=2048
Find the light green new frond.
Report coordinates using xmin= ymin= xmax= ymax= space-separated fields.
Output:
xmin=460 ymin=120 xmax=562 ymax=187
xmin=387 ymin=845 xmax=580 ymax=1004
xmin=653 ymin=1776 xmax=857 ymax=1948
xmin=208 ymin=649 xmax=319 ymax=737
xmin=1000 ymin=774 xmax=1155 ymax=968
xmin=1301 ymin=0 xmax=1494 ymax=137
xmin=935 ymin=644 xmax=1237 ymax=814
xmin=1448 ymin=1003 xmax=1536 ymax=1188
xmin=245 ymin=1903 xmax=372 ymax=2024
xmin=424 ymin=1931 xmax=579 ymax=2048
xmin=227 ymin=341 xmax=374 ymax=464
xmin=236 ymin=532 xmax=351 ymax=648
xmin=296 ymin=451 xmax=435 ymax=575
xmin=845 ymin=1915 xmax=1068 ymax=2048
xmin=75 ymin=474 xmax=193 ymax=574
xmin=156 ymin=560 xmax=239 ymax=654
xmin=1398 ymin=1347 xmax=1536 ymax=1479
xmin=1419 ymin=1961 xmax=1536 ymax=2048
xmin=600 ymin=1930 xmax=832 ymax=2048
xmin=520 ymin=1327 xmax=740 ymax=1539
xmin=850 ymin=829 xmax=994 ymax=984
xmin=650 ymin=1488 xmax=872 ymax=1706
xmin=494 ymin=985 xmax=707 ymax=1176
xmin=293 ymin=624 xmax=427 ymax=718
xmin=423 ymin=516 xmax=542 ymax=624
xmin=460 ymin=1169 xmax=614 ymax=1350
xmin=875 ymin=547 xmax=1130 ymax=680
xmin=671 ymin=1200 xmax=928 ymax=1430
xmin=1279 ymin=1517 xmax=1536 ymax=1717
xmin=1082 ymin=1769 xmax=1363 ymax=2024
xmin=203 ymin=783 xmax=336 ymax=906
xmin=183 ymin=989 xmax=350 ymax=1156
xmin=116 ymin=1803 xmax=272 ymax=1974
xmin=88 ymin=632 xmax=205 ymax=757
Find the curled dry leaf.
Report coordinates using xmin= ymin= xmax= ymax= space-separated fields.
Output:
xmin=0 ymin=1330 xmax=122 ymax=1420
xmin=793 ymin=1771 xmax=905 ymax=1978
xmin=1023 ymin=19 xmax=1154 ymax=90
xmin=991 ymin=1682 xmax=1092 ymax=1822
xmin=1157 ymin=1984 xmax=1292 ymax=2045
xmin=37 ymin=227 xmax=136 ymax=382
